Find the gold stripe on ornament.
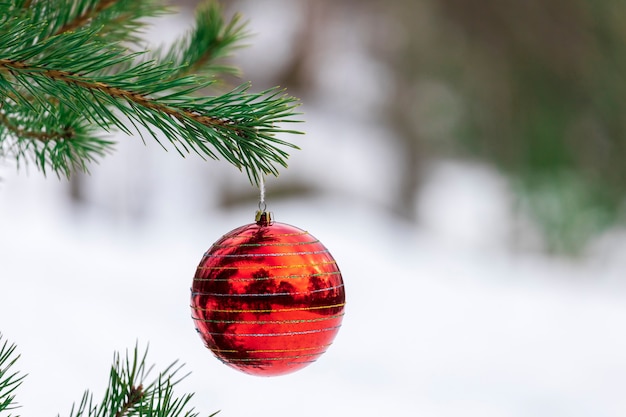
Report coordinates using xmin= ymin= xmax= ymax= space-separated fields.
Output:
xmin=214 ymin=356 xmax=319 ymax=366
xmin=210 ymin=343 xmax=332 ymax=354
xmin=191 ymin=283 xmax=344 ymax=297
xmin=202 ymin=324 xmax=342 ymax=337
xmin=284 ymin=359 xmax=319 ymax=365
xmin=193 ymin=270 xmax=342 ymax=282
xmin=225 ymin=231 xmax=310 ymax=239
xmin=205 ymin=249 xmax=329 ymax=258
xmin=192 ymin=312 xmax=344 ymax=325
xmin=196 ymin=261 xmax=337 ymax=271
xmin=224 ymin=352 xmax=324 ymax=362
xmin=217 ymin=344 xmax=333 ymax=354
xmin=211 ymin=239 xmax=320 ymax=248
xmin=191 ymin=302 xmax=346 ymax=313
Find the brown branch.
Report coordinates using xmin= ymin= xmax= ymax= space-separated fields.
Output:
xmin=54 ymin=0 xmax=119 ymax=36
xmin=115 ymin=384 xmax=144 ymax=417
xmin=181 ymin=47 xmax=218 ymax=79
xmin=0 ymin=58 xmax=238 ymax=133
xmin=0 ymin=109 xmax=75 ymax=142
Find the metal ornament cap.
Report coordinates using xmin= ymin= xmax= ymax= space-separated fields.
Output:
xmin=191 ymin=213 xmax=345 ymax=376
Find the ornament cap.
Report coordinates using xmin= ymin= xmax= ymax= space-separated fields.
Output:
xmin=255 ymin=210 xmax=273 ymax=226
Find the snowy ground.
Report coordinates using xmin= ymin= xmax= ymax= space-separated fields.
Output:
xmin=2 ymin=148 xmax=626 ymax=417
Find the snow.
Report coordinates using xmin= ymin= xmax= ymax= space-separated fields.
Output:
xmin=2 ymin=4 xmax=626 ymax=417
xmin=3 ymin=155 xmax=626 ymax=417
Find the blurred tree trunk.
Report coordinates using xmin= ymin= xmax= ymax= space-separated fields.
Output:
xmin=273 ymin=0 xmax=328 ymax=95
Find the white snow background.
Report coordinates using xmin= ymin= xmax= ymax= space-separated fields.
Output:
xmin=2 ymin=3 xmax=626 ymax=417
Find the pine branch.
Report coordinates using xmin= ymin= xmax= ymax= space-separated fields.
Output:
xmin=0 ymin=335 xmax=25 ymax=416
xmin=54 ymin=0 xmax=122 ymax=36
xmin=0 ymin=54 xmax=300 ymax=181
xmin=0 ymin=110 xmax=74 ymax=142
xmin=159 ymin=1 xmax=248 ymax=80
xmin=16 ymin=0 xmax=170 ymax=45
xmin=0 ymin=0 xmax=301 ymax=184
xmin=0 ymin=99 xmax=113 ymax=176
xmin=62 ymin=344 xmax=215 ymax=417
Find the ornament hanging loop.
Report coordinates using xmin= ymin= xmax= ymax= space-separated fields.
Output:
xmin=259 ymin=173 xmax=266 ymax=208
xmin=255 ymin=174 xmax=272 ymax=225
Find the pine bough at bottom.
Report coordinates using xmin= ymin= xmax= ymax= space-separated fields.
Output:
xmin=0 ymin=335 xmax=217 ymax=417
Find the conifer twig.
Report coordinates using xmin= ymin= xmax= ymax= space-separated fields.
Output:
xmin=114 ymin=384 xmax=144 ymax=417
xmin=61 ymin=344 xmax=212 ymax=417
xmin=0 ymin=109 xmax=75 ymax=142
xmin=54 ymin=0 xmax=119 ymax=36
xmin=0 ymin=0 xmax=301 ymax=184
xmin=161 ymin=1 xmax=248 ymax=80
xmin=0 ymin=58 xmax=237 ymax=132
xmin=0 ymin=335 xmax=25 ymax=414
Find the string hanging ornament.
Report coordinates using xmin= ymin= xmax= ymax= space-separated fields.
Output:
xmin=190 ymin=177 xmax=346 ymax=376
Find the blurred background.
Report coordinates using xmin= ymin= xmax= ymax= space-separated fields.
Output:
xmin=2 ymin=1 xmax=626 ymax=416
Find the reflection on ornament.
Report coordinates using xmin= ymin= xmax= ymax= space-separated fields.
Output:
xmin=191 ymin=211 xmax=345 ymax=376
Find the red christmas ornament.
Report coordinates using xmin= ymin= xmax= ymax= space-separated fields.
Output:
xmin=191 ymin=211 xmax=345 ymax=376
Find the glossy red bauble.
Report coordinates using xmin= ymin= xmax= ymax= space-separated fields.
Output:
xmin=191 ymin=213 xmax=345 ymax=376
